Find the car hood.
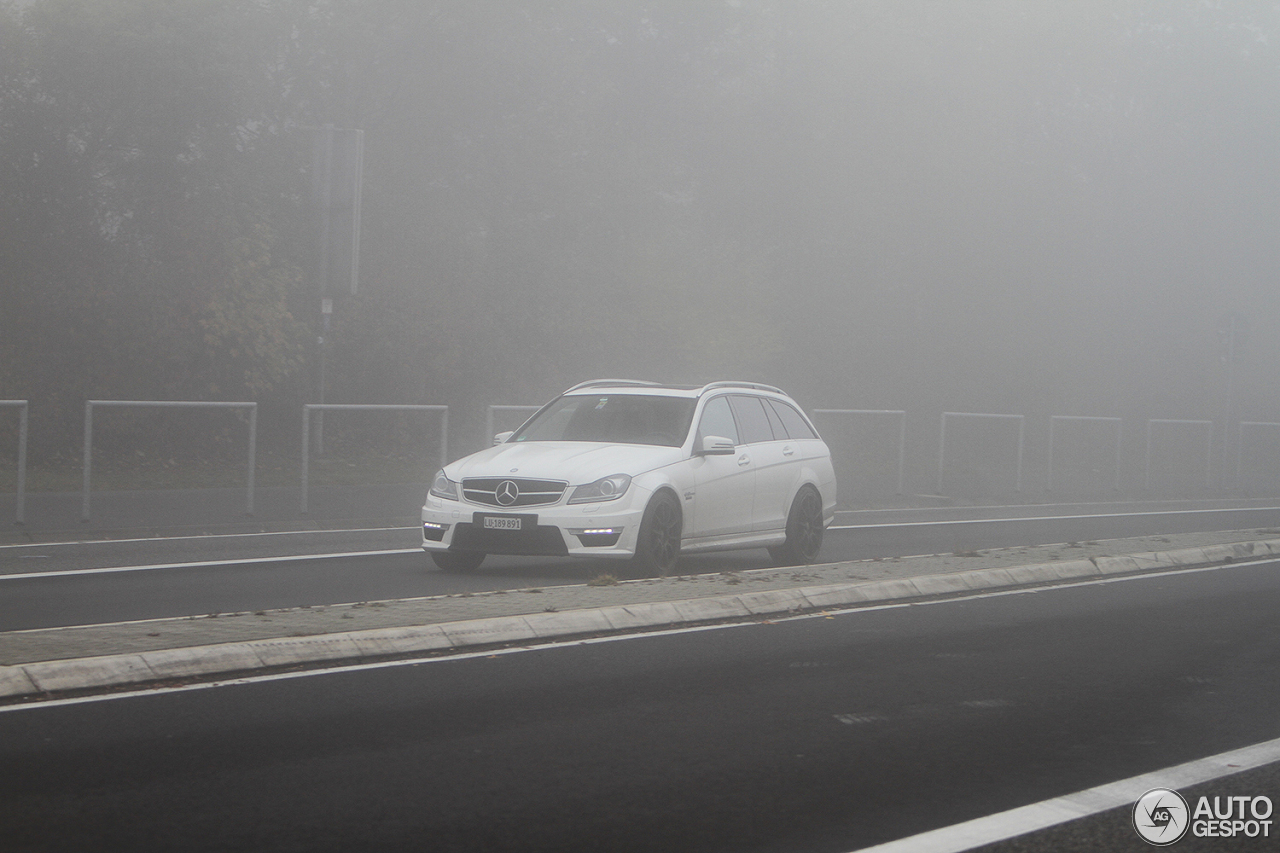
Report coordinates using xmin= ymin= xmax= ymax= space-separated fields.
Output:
xmin=445 ymin=441 xmax=683 ymax=485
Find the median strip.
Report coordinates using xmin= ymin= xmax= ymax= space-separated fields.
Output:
xmin=3 ymin=534 xmax=1278 ymax=703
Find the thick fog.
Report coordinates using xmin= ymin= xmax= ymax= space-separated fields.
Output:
xmin=2 ymin=1 xmax=1278 ymax=490
xmin=343 ymin=1 xmax=1280 ymax=416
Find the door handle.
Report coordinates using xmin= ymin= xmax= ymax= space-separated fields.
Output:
xmin=782 ymin=446 xmax=795 ymax=456
xmin=737 ymin=454 xmax=751 ymax=467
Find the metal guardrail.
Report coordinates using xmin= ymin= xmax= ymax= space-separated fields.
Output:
xmin=82 ymin=400 xmax=257 ymax=522
xmin=300 ymin=404 xmax=448 ymax=514
xmin=1047 ymin=416 xmax=1122 ymax=493
xmin=1145 ymin=419 xmax=1213 ymax=492
xmin=1 ymin=400 xmax=27 ymax=524
xmin=938 ymin=412 xmax=1025 ymax=494
xmin=7 ymin=397 xmax=1280 ymax=527
xmin=1237 ymin=421 xmax=1280 ymax=490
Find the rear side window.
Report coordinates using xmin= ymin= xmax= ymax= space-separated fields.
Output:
xmin=728 ymin=395 xmax=775 ymax=444
xmin=762 ymin=399 xmax=787 ymax=438
xmin=697 ymin=396 xmax=739 ymax=446
xmin=767 ymin=400 xmax=818 ymax=440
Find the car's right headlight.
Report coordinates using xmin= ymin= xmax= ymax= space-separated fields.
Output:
xmin=429 ymin=469 xmax=458 ymax=501
xmin=568 ymin=473 xmax=632 ymax=504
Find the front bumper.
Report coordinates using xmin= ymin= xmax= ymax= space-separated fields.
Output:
xmin=421 ymin=495 xmax=647 ymax=560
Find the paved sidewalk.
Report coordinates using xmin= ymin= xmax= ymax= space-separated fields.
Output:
xmin=2 ymin=528 xmax=1278 ymax=702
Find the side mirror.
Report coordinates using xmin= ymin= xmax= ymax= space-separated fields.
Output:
xmin=493 ymin=431 xmax=514 ymax=445
xmin=695 ymin=435 xmax=736 ymax=456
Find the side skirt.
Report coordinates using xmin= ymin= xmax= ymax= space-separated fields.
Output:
xmin=679 ymin=530 xmax=787 ymax=554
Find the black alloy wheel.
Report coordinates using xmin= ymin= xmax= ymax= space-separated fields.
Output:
xmin=769 ymin=486 xmax=824 ymax=566
xmin=631 ymin=491 xmax=682 ymax=577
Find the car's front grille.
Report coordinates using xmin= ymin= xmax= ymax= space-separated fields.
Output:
xmin=461 ymin=478 xmax=567 ymax=508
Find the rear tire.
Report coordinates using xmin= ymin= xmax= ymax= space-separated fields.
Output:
xmin=768 ymin=486 xmax=824 ymax=566
xmin=431 ymin=551 xmax=486 ymax=573
xmin=630 ymin=491 xmax=682 ymax=577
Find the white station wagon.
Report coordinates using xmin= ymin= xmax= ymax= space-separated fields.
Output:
xmin=422 ymin=380 xmax=837 ymax=575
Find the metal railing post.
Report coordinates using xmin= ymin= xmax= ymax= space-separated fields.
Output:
xmin=82 ymin=401 xmax=93 ymax=522
xmin=80 ymin=400 xmax=257 ymax=523
xmin=16 ymin=402 xmax=26 ymax=524
xmin=439 ymin=409 xmax=449 ymax=469
xmin=1237 ymin=422 xmax=1280 ymax=491
xmin=1115 ymin=420 xmax=1124 ymax=492
xmin=937 ymin=412 xmax=948 ymax=495
xmin=246 ymin=404 xmax=257 ymax=516
xmin=1047 ymin=416 xmax=1123 ymax=493
xmin=1145 ymin=419 xmax=1214 ymax=493
xmin=1047 ymin=416 xmax=1056 ymax=492
xmin=301 ymin=406 xmax=311 ymax=515
xmin=897 ymin=413 xmax=907 ymax=495
xmin=938 ymin=412 xmax=1025 ymax=495
xmin=1 ymin=401 xmax=29 ymax=524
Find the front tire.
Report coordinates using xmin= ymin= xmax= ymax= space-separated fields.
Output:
xmin=768 ymin=486 xmax=824 ymax=566
xmin=431 ymin=551 xmax=486 ymax=573
xmin=630 ymin=491 xmax=682 ymax=577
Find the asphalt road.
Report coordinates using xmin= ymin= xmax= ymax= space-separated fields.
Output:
xmin=2 ymin=504 xmax=1280 ymax=630
xmin=3 ymin=556 xmax=1279 ymax=852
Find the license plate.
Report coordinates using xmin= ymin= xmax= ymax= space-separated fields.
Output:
xmin=477 ymin=513 xmax=531 ymax=531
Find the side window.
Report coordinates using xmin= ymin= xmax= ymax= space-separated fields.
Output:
xmin=762 ymin=398 xmax=787 ymax=439
xmin=696 ymin=396 xmax=739 ymax=446
xmin=728 ymin=395 xmax=775 ymax=444
xmin=768 ymin=400 xmax=817 ymax=440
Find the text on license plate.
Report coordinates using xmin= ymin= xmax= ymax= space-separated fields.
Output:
xmin=483 ymin=516 xmax=522 ymax=530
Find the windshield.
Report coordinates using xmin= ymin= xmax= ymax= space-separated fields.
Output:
xmin=512 ymin=394 xmax=696 ymax=447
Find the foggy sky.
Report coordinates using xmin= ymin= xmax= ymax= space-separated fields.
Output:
xmin=333 ymin=1 xmax=1279 ymax=428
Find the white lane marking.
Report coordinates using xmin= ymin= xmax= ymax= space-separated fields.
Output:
xmin=0 ymin=549 xmax=421 ymax=581
xmin=848 ymin=736 xmax=1280 ymax=853
xmin=959 ymin=699 xmax=1013 ymax=710
xmin=835 ymin=713 xmax=889 ymax=725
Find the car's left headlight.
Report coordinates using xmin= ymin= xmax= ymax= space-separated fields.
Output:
xmin=429 ymin=469 xmax=458 ymax=501
xmin=568 ymin=473 xmax=632 ymax=504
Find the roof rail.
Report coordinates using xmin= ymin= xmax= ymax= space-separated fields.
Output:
xmin=564 ymin=378 xmax=661 ymax=393
xmin=699 ymin=381 xmax=785 ymax=395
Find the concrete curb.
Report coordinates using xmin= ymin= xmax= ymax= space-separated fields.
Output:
xmin=4 ymin=539 xmax=1279 ymax=702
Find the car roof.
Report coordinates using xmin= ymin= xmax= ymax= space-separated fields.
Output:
xmin=562 ymin=379 xmax=789 ymax=399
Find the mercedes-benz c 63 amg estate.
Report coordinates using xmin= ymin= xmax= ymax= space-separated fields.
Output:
xmin=422 ymin=380 xmax=836 ymax=575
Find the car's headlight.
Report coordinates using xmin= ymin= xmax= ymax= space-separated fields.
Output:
xmin=568 ymin=473 xmax=632 ymax=504
xmin=429 ymin=469 xmax=458 ymax=500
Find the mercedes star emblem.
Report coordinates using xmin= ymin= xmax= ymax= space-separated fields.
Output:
xmin=496 ymin=480 xmax=520 ymax=506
